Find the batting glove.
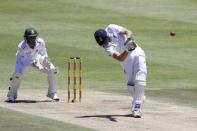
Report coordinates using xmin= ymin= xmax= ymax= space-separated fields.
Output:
xmin=124 ymin=39 xmax=136 ymax=52
xmin=124 ymin=37 xmax=133 ymax=46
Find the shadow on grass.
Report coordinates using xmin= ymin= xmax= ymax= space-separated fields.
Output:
xmin=76 ymin=114 xmax=133 ymax=122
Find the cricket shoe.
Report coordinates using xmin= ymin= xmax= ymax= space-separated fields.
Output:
xmin=132 ymin=109 xmax=142 ymax=118
xmin=132 ymin=104 xmax=142 ymax=118
xmin=47 ymin=93 xmax=60 ymax=102
xmin=6 ymin=96 xmax=15 ymax=103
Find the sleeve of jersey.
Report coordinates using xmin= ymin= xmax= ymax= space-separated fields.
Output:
xmin=16 ymin=43 xmax=33 ymax=66
xmin=107 ymin=24 xmax=123 ymax=33
xmin=16 ymin=42 xmax=24 ymax=56
xmin=38 ymin=38 xmax=48 ymax=57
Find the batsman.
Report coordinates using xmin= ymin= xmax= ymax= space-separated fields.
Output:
xmin=94 ymin=24 xmax=147 ymax=118
xmin=7 ymin=27 xmax=59 ymax=102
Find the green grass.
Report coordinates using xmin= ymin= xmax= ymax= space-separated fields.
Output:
xmin=0 ymin=0 xmax=197 ymax=130
xmin=0 ymin=107 xmax=96 ymax=131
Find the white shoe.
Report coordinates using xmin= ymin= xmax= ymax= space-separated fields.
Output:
xmin=132 ymin=104 xmax=142 ymax=118
xmin=47 ymin=93 xmax=60 ymax=101
xmin=6 ymin=96 xmax=15 ymax=103
xmin=133 ymin=109 xmax=142 ymax=118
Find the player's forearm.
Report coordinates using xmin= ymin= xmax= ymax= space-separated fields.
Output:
xmin=112 ymin=51 xmax=128 ymax=62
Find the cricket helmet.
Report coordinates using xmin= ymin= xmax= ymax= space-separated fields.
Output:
xmin=94 ymin=29 xmax=108 ymax=46
xmin=24 ymin=27 xmax=39 ymax=38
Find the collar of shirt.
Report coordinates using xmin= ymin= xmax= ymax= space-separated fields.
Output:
xmin=25 ymin=40 xmax=39 ymax=49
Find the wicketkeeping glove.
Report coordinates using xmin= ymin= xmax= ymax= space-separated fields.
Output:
xmin=32 ymin=59 xmax=44 ymax=70
xmin=42 ymin=57 xmax=51 ymax=69
xmin=32 ymin=56 xmax=51 ymax=70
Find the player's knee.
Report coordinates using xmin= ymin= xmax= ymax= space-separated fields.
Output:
xmin=15 ymin=65 xmax=25 ymax=74
xmin=135 ymin=71 xmax=146 ymax=86
xmin=13 ymin=72 xmax=23 ymax=79
xmin=48 ymin=68 xmax=58 ymax=75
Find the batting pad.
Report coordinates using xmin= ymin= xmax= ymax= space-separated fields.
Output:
xmin=7 ymin=72 xmax=23 ymax=99
xmin=133 ymin=71 xmax=146 ymax=105
xmin=47 ymin=68 xmax=58 ymax=95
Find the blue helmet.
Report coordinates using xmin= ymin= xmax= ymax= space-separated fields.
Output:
xmin=94 ymin=29 xmax=108 ymax=46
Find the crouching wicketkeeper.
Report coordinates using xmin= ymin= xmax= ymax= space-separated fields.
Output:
xmin=7 ymin=27 xmax=59 ymax=102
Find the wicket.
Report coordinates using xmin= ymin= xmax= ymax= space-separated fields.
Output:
xmin=67 ymin=57 xmax=82 ymax=103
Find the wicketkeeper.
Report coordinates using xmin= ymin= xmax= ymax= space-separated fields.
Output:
xmin=94 ymin=24 xmax=147 ymax=118
xmin=7 ymin=27 xmax=59 ymax=102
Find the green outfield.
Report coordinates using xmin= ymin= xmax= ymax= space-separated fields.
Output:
xmin=0 ymin=107 xmax=96 ymax=131
xmin=0 ymin=0 xmax=197 ymax=130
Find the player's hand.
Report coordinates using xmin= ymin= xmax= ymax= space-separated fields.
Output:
xmin=42 ymin=57 xmax=51 ymax=69
xmin=32 ymin=59 xmax=44 ymax=70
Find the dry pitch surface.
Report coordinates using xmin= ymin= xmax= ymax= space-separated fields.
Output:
xmin=0 ymin=89 xmax=196 ymax=131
